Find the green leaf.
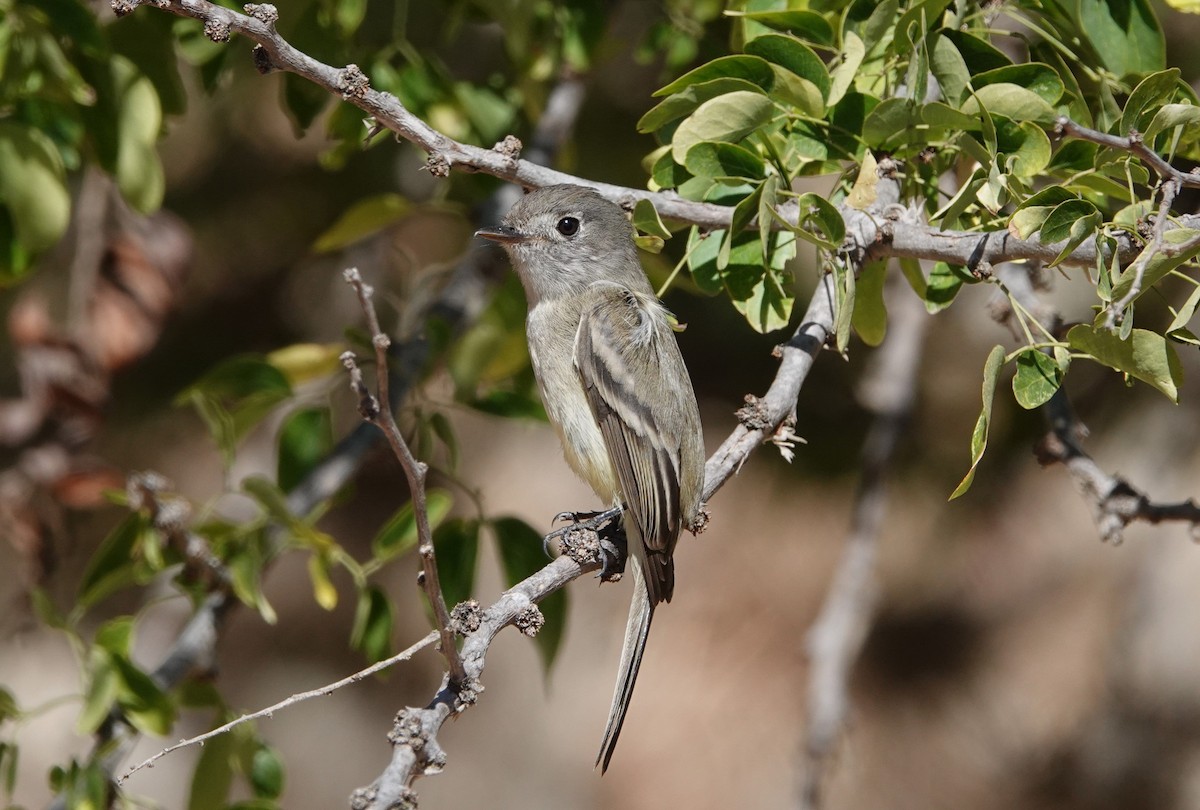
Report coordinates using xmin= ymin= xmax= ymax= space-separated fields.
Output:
xmin=852 ymin=261 xmax=887 ymax=346
xmin=765 ymin=65 xmax=825 ymax=117
xmin=1002 ymin=121 xmax=1052 ymax=178
xmin=731 ymin=182 xmax=764 ymax=235
xmin=78 ymin=653 xmax=119 ymax=734
xmin=433 ymin=519 xmax=480 ymax=609
xmin=1012 ymin=350 xmax=1063 ymax=408
xmin=110 ymin=57 xmax=165 ymax=213
xmin=351 ymin=586 xmax=394 ymax=664
xmin=828 ymin=32 xmax=866 ymax=106
xmin=371 ymin=490 xmax=453 ymax=563
xmin=921 ymin=101 xmax=978 ymax=130
xmin=925 ymin=262 xmax=968 ymax=313
xmin=973 ymin=63 xmax=1065 ymax=105
xmin=0 ymin=740 xmax=17 ymax=795
xmin=898 ymin=257 xmax=928 ymax=299
xmin=1077 ymin=0 xmax=1165 ymax=78
xmin=277 ymin=408 xmax=333 ymax=494
xmin=632 ymin=199 xmax=673 ymax=239
xmin=313 ymin=194 xmax=411 ymax=252
xmin=654 ymin=55 xmax=776 ymax=97
xmin=685 ymin=141 xmax=765 ymax=182
xmin=1143 ymin=103 xmax=1200 ymax=144
xmin=112 ymin=654 xmax=175 ymax=735
xmin=834 ymin=260 xmax=854 ymax=354
xmin=794 ymin=191 xmax=846 ymax=248
xmin=0 ymin=122 xmax=69 ymax=254
xmin=859 ymin=0 xmax=900 ymax=53
xmin=242 ymin=475 xmax=307 ymax=532
xmin=1110 ymin=229 xmax=1200 ymax=305
xmin=930 ymin=33 xmax=970 ymax=105
xmin=671 ymin=91 xmax=776 ymax=164
xmin=1067 ymin=325 xmax=1183 ymax=401
xmin=961 ymin=84 xmax=1057 ymax=125
xmin=178 ymin=356 xmax=293 ymax=465
xmin=0 ymin=687 xmax=17 ymax=723
xmin=638 ymin=77 xmax=766 ymax=133
xmin=78 ymin=514 xmax=151 ymax=607
xmin=862 ymin=97 xmax=922 ymax=147
xmin=1166 ymin=284 xmax=1200 ymax=333
xmin=726 ymin=10 xmax=834 ymax=44
xmin=893 ymin=0 xmax=952 ymax=56
xmin=225 ymin=528 xmax=277 ymax=624
xmin=1119 ymin=68 xmax=1180 ymax=135
xmin=951 ymin=345 xmax=1006 ymax=499
xmin=1039 ymin=198 xmax=1100 ymax=244
xmin=491 ymin=517 xmax=567 ymax=672
xmin=108 ymin=10 xmax=187 ymax=115
xmin=686 ymin=225 xmax=795 ymax=332
xmin=744 ymin=34 xmax=830 ymax=100
xmin=249 ymin=745 xmax=285 ymax=799
xmin=942 ymin=29 xmax=1011 ymax=73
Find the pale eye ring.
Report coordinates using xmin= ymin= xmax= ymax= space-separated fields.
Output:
xmin=556 ymin=216 xmax=580 ymax=236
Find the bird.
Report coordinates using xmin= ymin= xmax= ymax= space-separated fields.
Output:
xmin=476 ymin=184 xmax=705 ymax=771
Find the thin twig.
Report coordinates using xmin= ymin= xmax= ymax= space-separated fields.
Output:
xmin=1056 ymin=118 xmax=1200 ymax=190
xmin=1105 ymin=178 xmax=1180 ymax=327
xmin=1037 ymin=393 xmax=1200 ymax=544
xmin=342 ymin=268 xmax=466 ymax=687
xmin=118 ymin=631 xmax=439 ymax=783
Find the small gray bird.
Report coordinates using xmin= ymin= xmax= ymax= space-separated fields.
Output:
xmin=477 ymin=185 xmax=705 ymax=771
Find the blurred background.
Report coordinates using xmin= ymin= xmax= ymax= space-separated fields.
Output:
xmin=3 ymin=1 xmax=1200 ymax=809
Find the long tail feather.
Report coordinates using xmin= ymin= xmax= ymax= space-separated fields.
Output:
xmin=597 ymin=557 xmax=655 ymax=772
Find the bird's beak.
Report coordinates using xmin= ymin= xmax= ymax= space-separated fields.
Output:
xmin=475 ymin=225 xmax=525 ymax=244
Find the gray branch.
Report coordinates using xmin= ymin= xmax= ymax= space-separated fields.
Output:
xmin=128 ymin=0 xmax=1200 ymax=269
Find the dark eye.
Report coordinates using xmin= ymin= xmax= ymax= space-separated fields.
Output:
xmin=556 ymin=216 xmax=580 ymax=236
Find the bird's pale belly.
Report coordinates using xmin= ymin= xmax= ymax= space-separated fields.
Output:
xmin=527 ymin=327 xmax=621 ymax=505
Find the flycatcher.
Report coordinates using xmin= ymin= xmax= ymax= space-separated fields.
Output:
xmin=477 ymin=185 xmax=705 ymax=771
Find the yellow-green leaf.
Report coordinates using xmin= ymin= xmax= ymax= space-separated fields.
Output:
xmin=951 ymin=345 xmax=1006 ymax=499
xmin=1067 ymin=325 xmax=1183 ymax=402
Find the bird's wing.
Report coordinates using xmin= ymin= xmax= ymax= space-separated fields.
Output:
xmin=574 ymin=281 xmax=685 ymax=606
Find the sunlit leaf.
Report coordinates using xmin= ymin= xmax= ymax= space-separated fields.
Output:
xmin=1012 ymin=349 xmax=1062 ymax=409
xmin=671 ymin=91 xmax=776 ymax=164
xmin=951 ymin=345 xmax=1006 ymax=499
xmin=1067 ymin=325 xmax=1183 ymax=402
xmin=852 ymin=261 xmax=887 ymax=346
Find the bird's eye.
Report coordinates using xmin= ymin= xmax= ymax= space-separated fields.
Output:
xmin=556 ymin=217 xmax=580 ymax=237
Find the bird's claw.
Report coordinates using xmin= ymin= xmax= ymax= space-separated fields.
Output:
xmin=541 ymin=507 xmax=626 ymax=580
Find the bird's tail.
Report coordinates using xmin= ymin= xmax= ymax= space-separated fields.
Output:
xmin=596 ymin=556 xmax=654 ymax=773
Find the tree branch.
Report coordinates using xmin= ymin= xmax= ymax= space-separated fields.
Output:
xmin=1056 ymin=117 xmax=1200 ymax=190
xmin=118 ymin=631 xmax=439 ymax=783
xmin=1104 ymin=177 xmax=1179 ymax=327
xmin=1037 ymin=393 xmax=1200 ymax=544
xmin=342 ymin=269 xmax=466 ymax=686
xmin=125 ymin=1 xmax=1200 ymax=271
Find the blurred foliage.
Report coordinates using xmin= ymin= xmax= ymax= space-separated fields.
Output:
xmin=1 ymin=0 xmax=1200 ymax=805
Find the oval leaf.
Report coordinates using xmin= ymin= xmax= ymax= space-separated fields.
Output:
xmin=1012 ymin=349 xmax=1063 ymax=408
xmin=1067 ymin=324 xmax=1183 ymax=402
xmin=671 ymin=91 xmax=776 ymax=164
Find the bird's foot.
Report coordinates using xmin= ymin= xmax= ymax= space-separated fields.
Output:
xmin=543 ymin=507 xmax=626 ymax=581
